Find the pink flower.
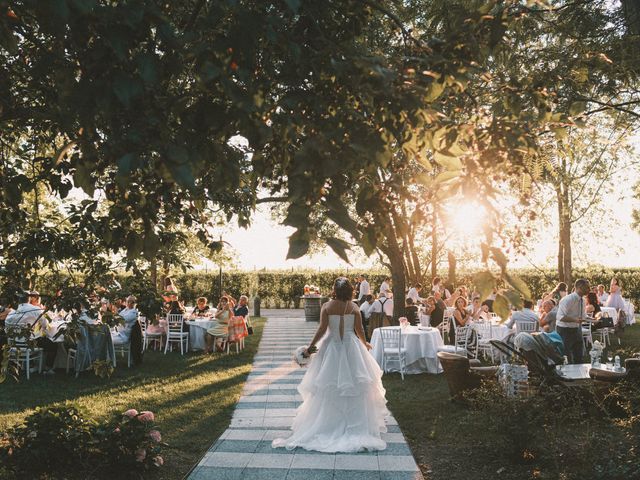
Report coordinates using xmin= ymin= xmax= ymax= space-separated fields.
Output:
xmin=123 ymin=409 xmax=138 ymax=418
xmin=113 ymin=427 xmax=120 ymax=434
xmin=135 ymin=448 xmax=146 ymax=462
xmin=137 ymin=411 xmax=155 ymax=422
xmin=153 ymin=455 xmax=164 ymax=467
xmin=149 ymin=430 xmax=162 ymax=442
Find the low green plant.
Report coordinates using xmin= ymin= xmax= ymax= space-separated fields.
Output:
xmin=0 ymin=405 xmax=165 ymax=479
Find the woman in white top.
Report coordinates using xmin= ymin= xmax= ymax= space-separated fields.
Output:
xmin=272 ymin=277 xmax=389 ymax=453
xmin=605 ymin=277 xmax=625 ymax=310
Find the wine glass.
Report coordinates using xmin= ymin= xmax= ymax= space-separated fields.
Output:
xmin=607 ymin=352 xmax=613 ymax=368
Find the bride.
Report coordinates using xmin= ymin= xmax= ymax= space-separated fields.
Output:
xmin=272 ymin=277 xmax=389 ymax=453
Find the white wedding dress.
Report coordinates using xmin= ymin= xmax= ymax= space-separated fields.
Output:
xmin=272 ymin=313 xmax=389 ymax=452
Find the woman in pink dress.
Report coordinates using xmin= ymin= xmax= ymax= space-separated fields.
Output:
xmin=605 ymin=277 xmax=625 ymax=310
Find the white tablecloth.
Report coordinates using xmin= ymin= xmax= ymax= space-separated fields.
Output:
xmin=625 ymin=301 xmax=635 ymax=325
xmin=185 ymin=319 xmax=217 ymax=351
xmin=370 ymin=326 xmax=443 ymax=374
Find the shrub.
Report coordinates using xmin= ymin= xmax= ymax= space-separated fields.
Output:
xmin=0 ymin=406 xmax=165 ymax=479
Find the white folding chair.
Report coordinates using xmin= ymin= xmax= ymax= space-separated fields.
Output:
xmin=474 ymin=321 xmax=495 ymax=363
xmin=8 ymin=337 xmax=43 ymax=380
xmin=141 ymin=316 xmax=163 ymax=351
xmin=515 ymin=320 xmax=538 ymax=335
xmin=113 ymin=340 xmax=132 ymax=367
xmin=582 ymin=319 xmax=593 ymax=350
xmin=379 ymin=327 xmax=407 ymax=380
xmin=438 ymin=325 xmax=475 ymax=358
xmin=164 ymin=314 xmax=189 ymax=355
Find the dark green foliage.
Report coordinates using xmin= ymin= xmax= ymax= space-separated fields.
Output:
xmin=0 ymin=405 xmax=165 ymax=479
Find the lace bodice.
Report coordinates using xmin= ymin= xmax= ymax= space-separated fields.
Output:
xmin=327 ymin=314 xmax=355 ymax=341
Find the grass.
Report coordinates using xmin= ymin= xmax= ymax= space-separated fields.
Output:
xmin=384 ymin=322 xmax=640 ymax=480
xmin=0 ymin=317 xmax=266 ymax=480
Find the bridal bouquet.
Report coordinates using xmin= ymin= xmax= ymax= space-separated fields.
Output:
xmin=294 ymin=345 xmax=317 ymax=367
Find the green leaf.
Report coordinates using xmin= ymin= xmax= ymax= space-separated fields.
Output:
xmin=326 ymin=237 xmax=351 ymax=263
xmin=117 ymin=153 xmax=136 ymax=175
xmin=434 ymin=151 xmax=462 ymax=171
xmin=287 ymin=230 xmax=309 ymax=259
xmin=425 ymin=81 xmax=445 ymax=102
xmin=473 ymin=271 xmax=495 ymax=301
xmin=569 ymin=101 xmax=587 ymax=116
xmin=503 ymin=289 xmax=523 ymax=310
xmin=504 ymin=272 xmax=532 ymax=300
xmin=285 ymin=0 xmax=301 ymax=12
xmin=493 ymin=293 xmax=511 ymax=322
xmin=143 ymin=231 xmax=160 ymax=260
xmin=489 ymin=247 xmax=508 ymax=271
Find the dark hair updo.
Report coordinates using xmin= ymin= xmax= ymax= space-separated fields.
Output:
xmin=333 ymin=277 xmax=354 ymax=301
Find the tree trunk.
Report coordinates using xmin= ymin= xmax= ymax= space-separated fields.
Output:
xmin=431 ymin=210 xmax=437 ymax=281
xmin=556 ymin=186 xmax=572 ymax=285
xmin=447 ymin=250 xmax=456 ymax=288
xmin=150 ymin=261 xmax=158 ymax=292
xmin=381 ymin=220 xmax=407 ymax=321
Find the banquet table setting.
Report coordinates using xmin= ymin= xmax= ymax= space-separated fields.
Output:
xmin=370 ymin=325 xmax=444 ymax=374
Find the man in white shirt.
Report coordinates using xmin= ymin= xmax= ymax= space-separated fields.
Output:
xmin=597 ymin=284 xmax=608 ymax=305
xmin=379 ymin=277 xmax=392 ymax=298
xmin=407 ymin=283 xmax=423 ymax=305
xmin=359 ymin=295 xmax=375 ymax=319
xmin=370 ymin=292 xmax=393 ymax=317
xmin=5 ymin=291 xmax=58 ymax=373
xmin=358 ymin=275 xmax=370 ymax=305
xmin=556 ymin=279 xmax=590 ymax=364
xmin=506 ymin=300 xmax=539 ymax=329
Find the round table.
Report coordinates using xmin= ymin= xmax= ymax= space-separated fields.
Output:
xmin=370 ymin=325 xmax=444 ymax=374
xmin=185 ymin=319 xmax=217 ymax=351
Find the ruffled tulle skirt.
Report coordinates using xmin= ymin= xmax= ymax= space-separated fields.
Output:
xmin=272 ymin=334 xmax=389 ymax=453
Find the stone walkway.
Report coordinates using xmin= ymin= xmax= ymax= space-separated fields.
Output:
xmin=188 ymin=316 xmax=423 ymax=480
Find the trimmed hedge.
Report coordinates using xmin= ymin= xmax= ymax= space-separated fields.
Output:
xmin=24 ymin=267 xmax=640 ymax=309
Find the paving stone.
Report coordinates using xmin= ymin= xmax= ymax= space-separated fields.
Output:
xmin=188 ymin=316 xmax=424 ymax=480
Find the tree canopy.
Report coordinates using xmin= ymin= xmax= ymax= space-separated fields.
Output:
xmin=1 ymin=0 xmax=639 ymax=315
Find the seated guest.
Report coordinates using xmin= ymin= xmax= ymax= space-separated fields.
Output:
xmin=0 ymin=301 xmax=15 ymax=326
xmin=404 ymin=297 xmax=419 ymax=326
xmin=585 ymin=292 xmax=601 ymax=317
xmin=506 ymin=299 xmax=538 ymax=329
xmin=369 ymin=292 xmax=393 ymax=318
xmin=205 ymin=296 xmax=232 ymax=353
xmin=167 ymin=300 xmax=186 ymax=315
xmin=6 ymin=292 xmax=58 ymax=374
xmin=221 ymin=291 xmax=237 ymax=308
xmin=234 ymin=295 xmax=249 ymax=317
xmin=111 ymin=296 xmax=139 ymax=345
xmin=468 ymin=296 xmax=487 ymax=321
xmin=550 ymin=282 xmax=568 ymax=303
xmin=539 ymin=300 xmax=558 ymax=332
xmin=358 ymin=294 xmax=374 ymax=332
xmin=77 ymin=299 xmax=100 ymax=325
xmin=596 ymin=284 xmax=608 ymax=305
xmin=449 ymin=296 xmax=471 ymax=344
xmin=192 ymin=297 xmax=211 ymax=317
xmin=430 ymin=291 xmax=446 ymax=327
xmin=407 ymin=283 xmax=423 ymax=305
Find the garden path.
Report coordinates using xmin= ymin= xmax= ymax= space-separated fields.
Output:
xmin=188 ymin=314 xmax=423 ymax=480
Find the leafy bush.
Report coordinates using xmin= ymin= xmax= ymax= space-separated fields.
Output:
xmin=18 ymin=267 xmax=640 ymax=310
xmin=0 ymin=406 xmax=165 ymax=479
xmin=464 ymin=380 xmax=640 ymax=479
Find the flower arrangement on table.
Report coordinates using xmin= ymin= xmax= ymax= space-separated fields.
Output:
xmin=399 ymin=317 xmax=410 ymax=328
xmin=303 ymin=285 xmax=321 ymax=296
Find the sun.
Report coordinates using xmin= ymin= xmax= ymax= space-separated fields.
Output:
xmin=446 ymin=201 xmax=487 ymax=237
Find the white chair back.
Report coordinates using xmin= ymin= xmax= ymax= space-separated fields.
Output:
xmin=455 ymin=325 xmax=476 ymax=357
xmin=167 ymin=314 xmax=184 ymax=332
xmin=515 ymin=320 xmax=537 ymax=334
xmin=474 ymin=321 xmax=493 ymax=341
xmin=380 ymin=327 xmax=402 ymax=353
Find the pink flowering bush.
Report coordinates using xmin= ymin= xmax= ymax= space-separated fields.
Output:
xmin=0 ymin=406 xmax=165 ymax=478
xmin=96 ymin=408 xmax=165 ymax=474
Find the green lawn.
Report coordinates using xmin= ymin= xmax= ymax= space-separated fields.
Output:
xmin=384 ymin=322 xmax=640 ymax=480
xmin=0 ymin=317 xmax=266 ymax=480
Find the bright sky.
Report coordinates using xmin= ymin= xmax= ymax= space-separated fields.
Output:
xmin=221 ymin=173 xmax=640 ymax=271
